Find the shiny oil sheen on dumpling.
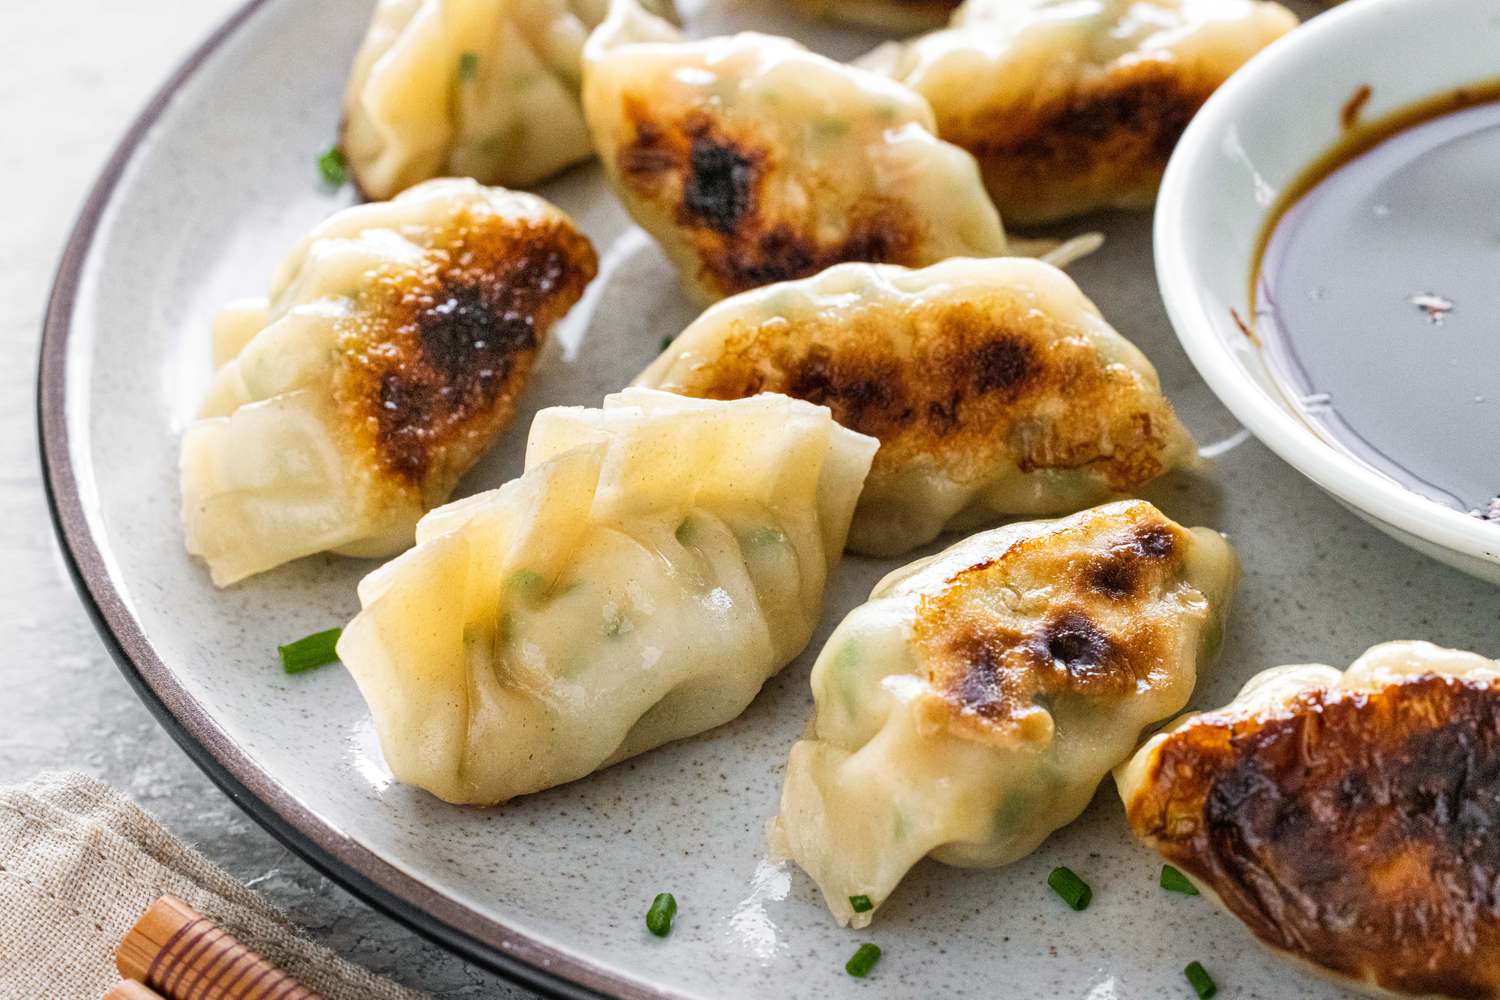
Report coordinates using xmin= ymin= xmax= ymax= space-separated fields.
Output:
xmin=341 ymin=0 xmax=647 ymax=199
xmin=866 ymin=0 xmax=1298 ymax=223
xmin=338 ymin=389 xmax=878 ymax=805
xmin=1117 ymin=641 xmax=1500 ymax=1000
xmin=181 ymin=179 xmax=597 ymax=587
xmin=771 ymin=500 xmax=1236 ymax=926
xmin=636 ymin=257 xmax=1196 ymax=557
xmin=581 ymin=0 xmax=1010 ymax=303
xmin=790 ymin=0 xmax=962 ymax=33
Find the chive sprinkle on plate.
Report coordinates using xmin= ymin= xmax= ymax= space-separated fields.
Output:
xmin=845 ymin=943 xmax=881 ymax=978
xmin=1184 ymin=960 xmax=1217 ymax=998
xmin=645 ymin=892 xmax=677 ymax=938
xmin=278 ymin=628 xmax=342 ymax=675
xmin=848 ymin=894 xmax=873 ymax=914
xmin=1160 ymin=864 xmax=1200 ymax=895
xmin=1047 ymin=866 xmax=1092 ymax=911
xmin=315 ymin=145 xmax=347 ymax=188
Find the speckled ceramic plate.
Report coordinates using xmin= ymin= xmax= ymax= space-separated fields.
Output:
xmin=37 ymin=1 xmax=1499 ymax=998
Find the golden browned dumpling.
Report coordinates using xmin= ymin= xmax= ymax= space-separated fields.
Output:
xmin=582 ymin=0 xmax=1013 ymax=303
xmin=1116 ymin=641 xmax=1500 ymax=1000
xmin=181 ymin=179 xmax=598 ymax=586
xmin=773 ymin=500 xmax=1237 ymax=926
xmin=637 ymin=257 xmax=1196 ymax=556
xmin=864 ymin=0 xmax=1299 ymax=223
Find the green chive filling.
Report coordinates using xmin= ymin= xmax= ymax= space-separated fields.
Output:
xmin=316 ymin=146 xmax=347 ymax=187
xmin=845 ymin=943 xmax=881 ymax=978
xmin=457 ymin=51 xmax=480 ymax=80
xmin=675 ymin=517 xmax=696 ymax=546
xmin=645 ymin=892 xmax=677 ymax=938
xmin=1184 ymin=961 xmax=1216 ymax=998
xmin=1160 ymin=864 xmax=1199 ymax=895
xmin=848 ymin=894 xmax=873 ymax=914
xmin=747 ymin=526 xmax=786 ymax=547
xmin=279 ymin=628 xmax=342 ymax=675
xmin=1047 ymin=866 xmax=1092 ymax=911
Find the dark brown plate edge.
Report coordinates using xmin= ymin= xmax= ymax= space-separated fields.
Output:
xmin=34 ymin=3 xmax=679 ymax=998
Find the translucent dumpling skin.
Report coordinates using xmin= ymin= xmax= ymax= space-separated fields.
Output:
xmin=342 ymin=0 xmax=638 ymax=198
xmin=582 ymin=0 xmax=1009 ymax=302
xmin=1117 ymin=641 xmax=1500 ymax=1000
xmin=338 ymin=389 xmax=878 ymax=805
xmin=772 ymin=500 xmax=1237 ymax=926
xmin=637 ymin=257 xmax=1196 ymax=556
xmin=180 ymin=179 xmax=598 ymax=586
xmin=867 ymin=0 xmax=1299 ymax=223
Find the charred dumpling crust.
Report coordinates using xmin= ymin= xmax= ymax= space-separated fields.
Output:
xmin=1116 ymin=642 xmax=1500 ymax=1000
xmin=771 ymin=500 xmax=1237 ymax=927
xmin=583 ymin=0 xmax=1010 ymax=302
xmin=866 ymin=0 xmax=1298 ymax=223
xmin=637 ymin=258 xmax=1196 ymax=556
xmin=181 ymin=179 xmax=597 ymax=586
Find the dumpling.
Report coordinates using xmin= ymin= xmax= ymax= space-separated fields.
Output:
xmin=636 ymin=257 xmax=1196 ymax=557
xmin=341 ymin=0 xmax=675 ymax=199
xmin=771 ymin=500 xmax=1237 ymax=926
xmin=338 ymin=389 xmax=878 ymax=805
xmin=181 ymin=179 xmax=598 ymax=587
xmin=864 ymin=0 xmax=1299 ymax=223
xmin=581 ymin=0 xmax=1012 ymax=303
xmin=1117 ymin=641 xmax=1500 ymax=1000
xmin=790 ymin=0 xmax=962 ymax=33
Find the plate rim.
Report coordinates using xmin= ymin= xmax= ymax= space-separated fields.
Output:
xmin=35 ymin=2 xmax=679 ymax=997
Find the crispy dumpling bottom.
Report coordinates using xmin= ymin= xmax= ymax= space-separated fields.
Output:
xmin=1116 ymin=641 xmax=1500 ymax=1000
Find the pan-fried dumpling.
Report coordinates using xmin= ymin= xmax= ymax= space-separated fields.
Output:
xmin=181 ymin=179 xmax=598 ymax=587
xmin=790 ymin=0 xmax=961 ymax=33
xmin=772 ymin=500 xmax=1237 ymax=926
xmin=636 ymin=257 xmax=1196 ymax=556
xmin=338 ymin=389 xmax=878 ymax=805
xmin=341 ymin=0 xmax=676 ymax=198
xmin=864 ymin=0 xmax=1298 ymax=223
xmin=1117 ymin=641 xmax=1500 ymax=1000
xmin=581 ymin=0 xmax=1012 ymax=303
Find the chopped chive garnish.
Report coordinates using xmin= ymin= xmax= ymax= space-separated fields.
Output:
xmin=1160 ymin=864 xmax=1199 ymax=895
xmin=316 ymin=145 xmax=347 ymax=187
xmin=1184 ymin=961 xmax=1216 ymax=998
xmin=457 ymin=51 xmax=480 ymax=80
xmin=279 ymin=628 xmax=342 ymax=674
xmin=1047 ymin=866 xmax=1092 ymax=911
xmin=645 ymin=892 xmax=677 ymax=937
xmin=849 ymin=894 xmax=873 ymax=913
xmin=845 ymin=943 xmax=881 ymax=978
xmin=659 ymin=335 xmax=674 ymax=352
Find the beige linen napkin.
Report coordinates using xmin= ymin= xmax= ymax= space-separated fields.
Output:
xmin=0 ymin=770 xmax=424 ymax=999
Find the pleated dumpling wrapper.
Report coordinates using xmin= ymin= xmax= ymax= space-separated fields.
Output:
xmin=637 ymin=257 xmax=1197 ymax=557
xmin=338 ymin=389 xmax=879 ymax=805
xmin=181 ymin=179 xmax=597 ymax=587
xmin=1117 ymin=641 xmax=1500 ymax=1000
xmin=581 ymin=0 xmax=1012 ymax=303
xmin=341 ymin=0 xmax=676 ymax=199
xmin=772 ymin=500 xmax=1237 ymax=927
xmin=864 ymin=0 xmax=1298 ymax=223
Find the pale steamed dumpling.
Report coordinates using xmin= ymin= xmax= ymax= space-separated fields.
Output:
xmin=637 ymin=257 xmax=1197 ymax=556
xmin=864 ymin=0 xmax=1299 ymax=223
xmin=772 ymin=500 xmax=1237 ymax=927
xmin=342 ymin=0 xmax=675 ymax=198
xmin=338 ymin=389 xmax=878 ymax=805
xmin=1117 ymin=641 xmax=1500 ymax=1000
xmin=582 ymin=0 xmax=1011 ymax=303
xmin=180 ymin=179 xmax=598 ymax=586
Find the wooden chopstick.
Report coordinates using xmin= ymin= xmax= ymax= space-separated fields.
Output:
xmin=115 ymin=895 xmax=326 ymax=1000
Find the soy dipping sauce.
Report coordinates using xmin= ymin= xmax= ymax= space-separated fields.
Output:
xmin=1254 ymin=82 xmax=1500 ymax=521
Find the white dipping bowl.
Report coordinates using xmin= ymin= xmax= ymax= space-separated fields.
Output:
xmin=1155 ymin=0 xmax=1500 ymax=584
